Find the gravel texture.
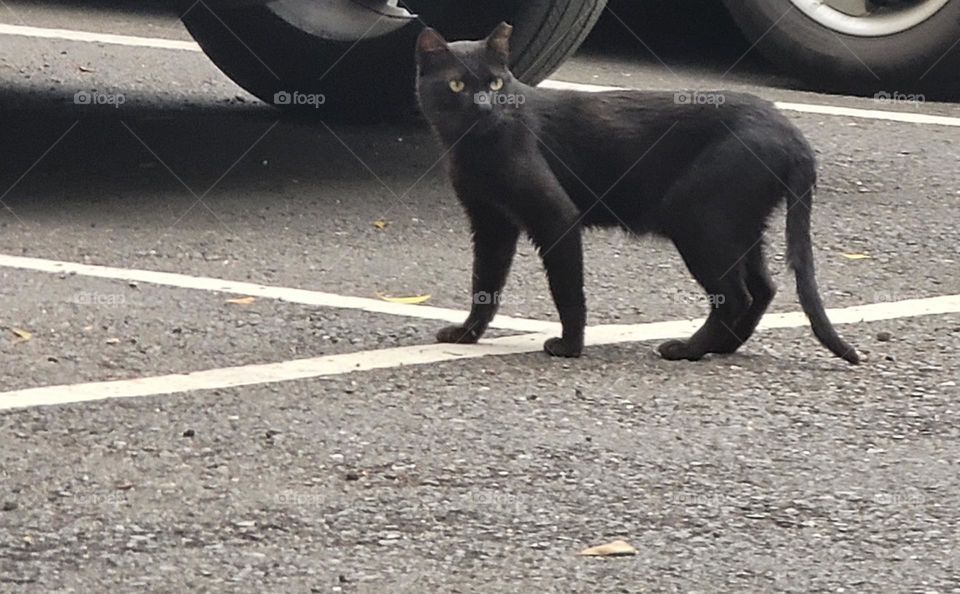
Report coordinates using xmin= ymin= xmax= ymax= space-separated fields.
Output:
xmin=1 ymin=317 xmax=958 ymax=592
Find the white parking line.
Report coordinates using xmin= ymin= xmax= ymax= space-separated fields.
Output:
xmin=1 ymin=23 xmax=958 ymax=128
xmin=1 ymin=293 xmax=958 ymax=411
xmin=0 ymin=23 xmax=201 ymax=52
xmin=0 ymin=254 xmax=559 ymax=333
xmin=772 ymin=101 xmax=960 ymax=128
xmin=539 ymin=80 xmax=960 ymax=128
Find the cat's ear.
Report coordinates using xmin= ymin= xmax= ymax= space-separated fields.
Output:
xmin=486 ymin=21 xmax=513 ymax=64
xmin=416 ymin=27 xmax=449 ymax=57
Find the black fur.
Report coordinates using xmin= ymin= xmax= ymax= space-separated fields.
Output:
xmin=415 ymin=23 xmax=859 ymax=364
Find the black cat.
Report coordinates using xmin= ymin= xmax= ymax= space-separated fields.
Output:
xmin=415 ymin=22 xmax=859 ymax=364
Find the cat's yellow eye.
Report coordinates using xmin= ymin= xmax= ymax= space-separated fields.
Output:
xmin=448 ymin=80 xmax=465 ymax=93
xmin=489 ymin=78 xmax=504 ymax=91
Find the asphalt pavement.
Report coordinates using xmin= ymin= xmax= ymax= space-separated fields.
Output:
xmin=0 ymin=2 xmax=959 ymax=593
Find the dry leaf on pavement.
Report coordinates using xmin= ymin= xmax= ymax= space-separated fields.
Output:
xmin=226 ymin=296 xmax=257 ymax=305
xmin=576 ymin=540 xmax=637 ymax=557
xmin=377 ymin=294 xmax=431 ymax=305
xmin=9 ymin=328 xmax=32 ymax=341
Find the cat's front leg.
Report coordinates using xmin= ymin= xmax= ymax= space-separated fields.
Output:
xmin=531 ymin=224 xmax=586 ymax=358
xmin=437 ymin=208 xmax=520 ymax=344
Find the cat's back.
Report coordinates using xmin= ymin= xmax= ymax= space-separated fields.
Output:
xmin=528 ymin=86 xmax=809 ymax=182
xmin=532 ymin=86 xmax=793 ymax=142
xmin=517 ymin=86 xmax=810 ymax=217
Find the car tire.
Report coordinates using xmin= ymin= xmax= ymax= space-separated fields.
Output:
xmin=721 ymin=0 xmax=960 ymax=98
xmin=181 ymin=1 xmax=606 ymax=122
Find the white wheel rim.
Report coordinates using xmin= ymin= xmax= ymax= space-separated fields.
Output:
xmin=789 ymin=0 xmax=951 ymax=37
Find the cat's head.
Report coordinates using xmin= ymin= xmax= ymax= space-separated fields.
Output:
xmin=415 ymin=22 xmax=523 ymax=137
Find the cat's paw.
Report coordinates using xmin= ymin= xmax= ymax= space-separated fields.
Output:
xmin=436 ymin=325 xmax=480 ymax=344
xmin=657 ymin=339 xmax=704 ymax=361
xmin=543 ymin=337 xmax=582 ymax=358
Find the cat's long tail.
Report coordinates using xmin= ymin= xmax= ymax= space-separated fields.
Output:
xmin=785 ymin=155 xmax=861 ymax=364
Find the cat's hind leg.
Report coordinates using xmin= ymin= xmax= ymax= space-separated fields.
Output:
xmin=675 ymin=239 xmax=778 ymax=356
xmin=655 ymin=136 xmax=783 ymax=361
xmin=725 ymin=241 xmax=777 ymax=348
xmin=657 ymin=230 xmax=754 ymax=361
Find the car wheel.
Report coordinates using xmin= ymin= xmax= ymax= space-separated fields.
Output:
xmin=181 ymin=0 xmax=607 ymax=122
xmin=721 ymin=0 xmax=960 ymax=98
